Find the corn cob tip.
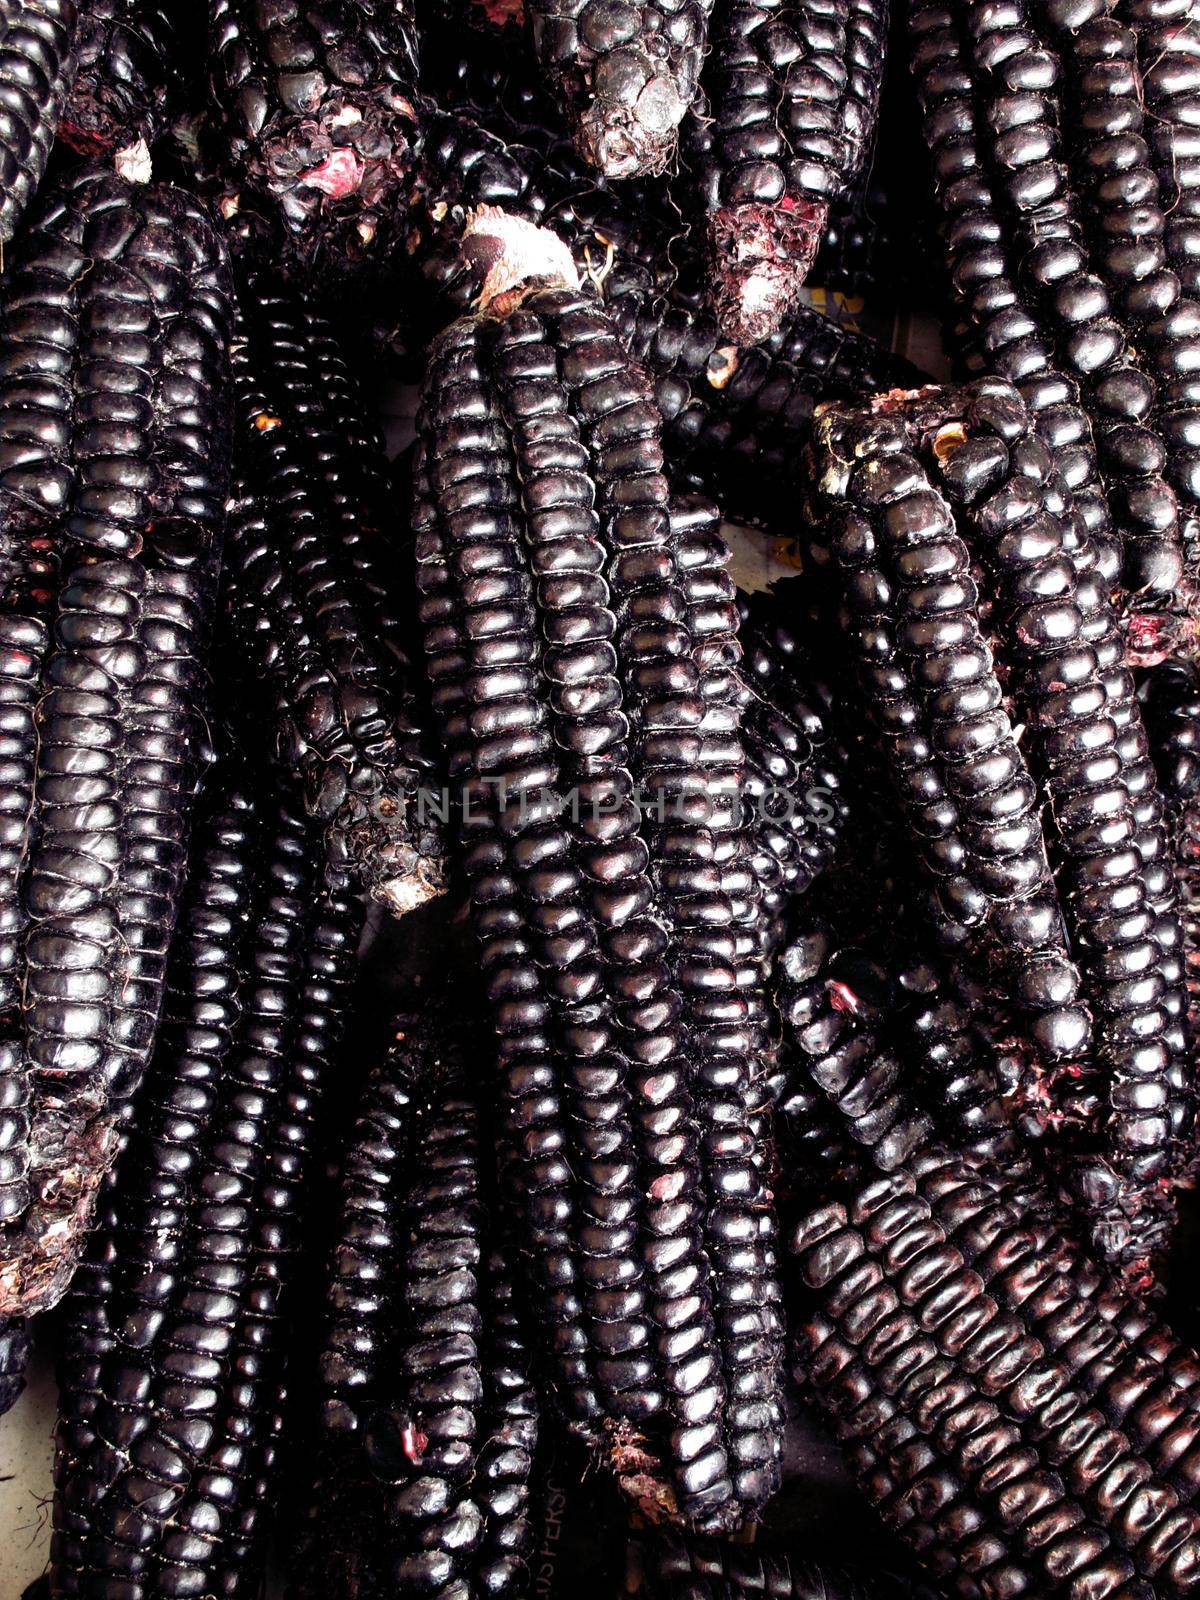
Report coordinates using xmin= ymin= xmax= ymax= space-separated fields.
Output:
xmin=603 ymin=1421 xmax=680 ymax=1526
xmin=577 ymin=52 xmax=688 ymax=178
xmin=867 ymin=385 xmax=942 ymax=412
xmin=706 ymin=201 xmax=829 ymax=346
xmin=464 ymin=205 xmax=581 ymax=312
xmin=336 ymin=790 xmax=451 ymax=920
xmin=114 ymin=138 xmax=152 ymax=184
xmin=0 ymin=1114 xmax=120 ymax=1318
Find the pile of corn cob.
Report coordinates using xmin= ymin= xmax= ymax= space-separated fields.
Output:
xmin=0 ymin=3 xmax=1199 ymax=1598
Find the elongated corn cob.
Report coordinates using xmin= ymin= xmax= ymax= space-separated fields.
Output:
xmin=0 ymin=538 xmax=60 ymax=1244
xmin=0 ymin=164 xmax=232 ymax=1318
xmin=47 ymin=758 xmax=362 ymax=1599
xmin=801 ymin=388 xmax=1083 ymax=1052
xmin=525 ymin=0 xmax=713 ymax=178
xmin=982 ymin=0 xmax=1200 ymax=590
xmin=798 ymin=379 xmax=1192 ymax=1277
xmin=208 ymin=0 xmax=419 ymax=276
xmin=906 ymin=4 xmax=1115 ymax=573
xmin=923 ymin=382 xmax=1192 ymax=1267
xmin=293 ymin=991 xmax=539 ymax=1600
xmin=0 ymin=1 xmax=78 ymax=243
xmin=1035 ymin=0 xmax=1200 ymax=561
xmin=687 ymin=0 xmax=889 ymax=343
xmin=293 ymin=1044 xmax=417 ymax=1586
xmin=790 ymin=1148 xmax=1200 ymax=1598
xmin=413 ymin=215 xmax=784 ymax=1530
xmin=224 ymin=266 xmax=448 ymax=916
xmin=59 ymin=0 xmax=177 ymax=158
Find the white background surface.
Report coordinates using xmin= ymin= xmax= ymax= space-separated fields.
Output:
xmin=1 ymin=1346 xmax=55 ymax=1592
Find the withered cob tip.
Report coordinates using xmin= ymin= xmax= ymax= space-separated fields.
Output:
xmin=577 ymin=53 xmax=688 ymax=179
xmin=208 ymin=0 xmax=421 ymax=275
xmin=374 ymin=860 xmax=446 ymax=917
xmin=706 ymin=198 xmax=829 ymax=348
xmin=463 ymin=205 xmax=581 ymax=312
xmin=59 ymin=0 xmax=181 ymax=164
xmin=689 ymin=0 xmax=887 ymax=344
xmin=526 ymin=0 xmax=709 ymax=180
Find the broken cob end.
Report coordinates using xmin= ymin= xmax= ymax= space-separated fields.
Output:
xmin=114 ymin=140 xmax=153 ymax=186
xmin=371 ymin=853 xmax=450 ymax=919
xmin=576 ymin=53 xmax=688 ymax=179
xmin=0 ymin=1114 xmax=119 ymax=1319
xmin=706 ymin=200 xmax=830 ymax=347
xmin=599 ymin=1419 xmax=771 ymax=1534
xmin=334 ymin=795 xmax=451 ymax=920
xmin=464 ymin=206 xmax=581 ymax=314
xmin=1124 ymin=601 xmax=1200 ymax=668
xmin=601 ymin=1420 xmax=681 ymax=1527
xmin=58 ymin=111 xmax=155 ymax=180
xmin=227 ymin=88 xmax=420 ymax=273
